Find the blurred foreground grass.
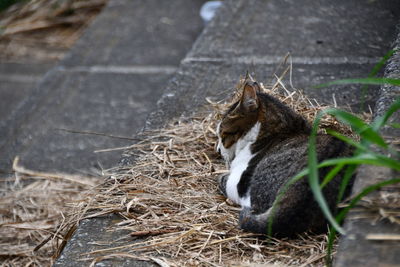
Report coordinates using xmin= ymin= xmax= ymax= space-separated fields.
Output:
xmin=0 ymin=0 xmax=25 ymax=12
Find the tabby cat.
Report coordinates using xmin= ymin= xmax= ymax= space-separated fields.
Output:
xmin=216 ymin=75 xmax=354 ymax=237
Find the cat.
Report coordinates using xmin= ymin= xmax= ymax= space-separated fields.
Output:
xmin=216 ymin=74 xmax=354 ymax=237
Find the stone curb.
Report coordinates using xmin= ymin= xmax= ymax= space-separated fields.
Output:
xmin=334 ymin=26 xmax=400 ymax=267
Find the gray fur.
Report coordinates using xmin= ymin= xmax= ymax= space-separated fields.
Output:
xmin=217 ymin=83 xmax=354 ymax=237
xmin=239 ymin=135 xmax=352 ymax=237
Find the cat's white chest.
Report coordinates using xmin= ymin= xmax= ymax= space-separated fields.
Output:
xmin=225 ymin=122 xmax=260 ymax=207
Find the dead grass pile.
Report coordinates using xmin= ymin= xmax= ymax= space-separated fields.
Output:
xmin=0 ymin=0 xmax=108 ymax=61
xmin=0 ymin=158 xmax=99 ymax=266
xmin=77 ymin=73 xmax=356 ymax=266
xmin=352 ymin=183 xmax=400 ymax=241
xmin=0 ymin=67 xmax=363 ymax=266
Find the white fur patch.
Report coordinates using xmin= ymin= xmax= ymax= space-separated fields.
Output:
xmin=221 ymin=122 xmax=261 ymax=207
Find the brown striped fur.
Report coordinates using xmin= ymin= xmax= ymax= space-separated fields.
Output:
xmin=217 ymin=75 xmax=354 ymax=237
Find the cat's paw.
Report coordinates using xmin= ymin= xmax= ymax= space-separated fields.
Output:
xmin=239 ymin=207 xmax=271 ymax=234
xmin=239 ymin=207 xmax=252 ymax=224
xmin=218 ymin=173 xmax=229 ymax=197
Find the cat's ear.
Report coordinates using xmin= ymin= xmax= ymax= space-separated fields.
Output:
xmin=240 ymin=82 xmax=259 ymax=112
xmin=245 ymin=71 xmax=255 ymax=83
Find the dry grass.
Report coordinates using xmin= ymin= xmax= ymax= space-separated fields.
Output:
xmin=345 ymin=183 xmax=400 ymax=232
xmin=0 ymin=157 xmax=99 ymax=266
xmin=76 ymin=71 xmax=357 ymax=266
xmin=0 ymin=0 xmax=108 ymax=61
xmin=0 ymin=65 xmax=372 ymax=266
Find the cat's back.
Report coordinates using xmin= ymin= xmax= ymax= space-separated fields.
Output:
xmin=249 ymin=134 xmax=309 ymax=204
xmin=249 ymin=134 xmax=352 ymax=208
xmin=254 ymin=133 xmax=351 ymax=177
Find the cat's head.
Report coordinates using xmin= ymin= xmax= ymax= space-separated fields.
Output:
xmin=216 ymin=76 xmax=261 ymax=164
xmin=216 ymin=75 xmax=312 ymax=164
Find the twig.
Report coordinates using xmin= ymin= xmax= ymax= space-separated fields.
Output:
xmin=130 ymin=229 xmax=180 ymax=237
xmin=366 ymin=234 xmax=400 ymax=240
xmin=56 ymin=127 xmax=139 ymax=141
xmin=12 ymin=156 xmax=97 ymax=186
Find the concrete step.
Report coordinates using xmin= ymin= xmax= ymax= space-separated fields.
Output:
xmin=0 ymin=0 xmax=206 ymax=175
xmin=55 ymin=0 xmax=400 ymax=266
xmin=0 ymin=62 xmax=55 ymax=137
xmin=0 ymin=61 xmax=56 ymax=176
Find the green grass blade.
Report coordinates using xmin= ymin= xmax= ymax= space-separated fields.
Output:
xmin=325 ymin=109 xmax=387 ymax=148
xmin=270 ymin=102 xmax=400 ymax=238
xmin=336 ymin=178 xmax=400 ymax=222
xmin=325 ymin=130 xmax=399 ymax=166
xmin=280 ymin=155 xmax=381 ymax=170
xmin=274 ymin=153 xmax=400 ymax=208
xmin=389 ymin=123 xmax=400 ymax=129
xmin=320 ymin=163 xmax=345 ymax=188
xmin=326 ymin=130 xmax=365 ymax=152
xmin=319 ymin=155 xmax=400 ymax=171
xmin=306 ymin=107 xmax=400 ymax=235
xmin=308 ymin=112 xmax=345 ymax=234
xmin=368 ymin=50 xmax=395 ymax=77
xmin=315 ymin=77 xmax=400 ymax=88
xmin=337 ymin=165 xmax=357 ymax=203
xmin=360 ymin=50 xmax=395 ymax=111
xmin=326 ymin=178 xmax=400 ymax=266
xmin=372 ymin=97 xmax=400 ymax=130
xmin=326 ymin=227 xmax=337 ymax=266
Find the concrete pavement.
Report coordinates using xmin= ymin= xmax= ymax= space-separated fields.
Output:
xmin=0 ymin=0 xmax=206 ymax=175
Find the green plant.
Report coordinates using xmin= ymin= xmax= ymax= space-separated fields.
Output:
xmin=308 ymin=97 xmax=400 ymax=265
xmin=268 ymin=54 xmax=400 ymax=265
xmin=312 ymin=86 xmax=399 ymax=264
xmin=360 ymin=50 xmax=395 ymax=111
